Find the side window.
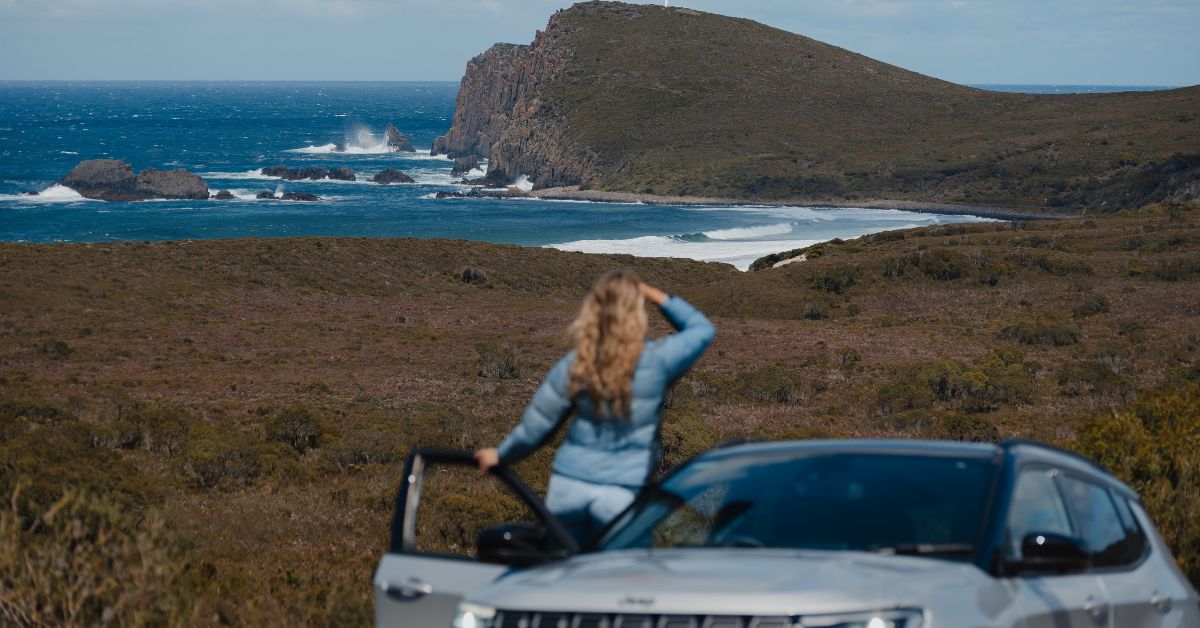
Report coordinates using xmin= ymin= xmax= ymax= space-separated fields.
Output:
xmin=1006 ymin=469 xmax=1072 ymax=559
xmin=1061 ymin=476 xmax=1146 ymax=568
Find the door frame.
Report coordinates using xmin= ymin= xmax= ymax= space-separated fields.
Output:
xmin=387 ymin=447 xmax=580 ymax=557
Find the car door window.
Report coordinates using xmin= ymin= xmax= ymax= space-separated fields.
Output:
xmin=1060 ymin=476 xmax=1145 ymax=568
xmin=1006 ymin=469 xmax=1072 ymax=559
xmin=413 ymin=463 xmax=539 ymax=557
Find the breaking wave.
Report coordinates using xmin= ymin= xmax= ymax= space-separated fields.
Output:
xmin=702 ymin=222 xmax=794 ymax=240
xmin=547 ymin=233 xmax=824 ymax=271
xmin=0 ymin=184 xmax=92 ymax=203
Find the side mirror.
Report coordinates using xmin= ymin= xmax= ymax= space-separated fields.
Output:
xmin=1012 ymin=532 xmax=1090 ymax=574
xmin=477 ymin=522 xmax=569 ymax=568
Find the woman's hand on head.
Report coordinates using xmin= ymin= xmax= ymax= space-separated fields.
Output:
xmin=474 ymin=447 xmax=500 ymax=473
xmin=639 ymin=282 xmax=669 ymax=306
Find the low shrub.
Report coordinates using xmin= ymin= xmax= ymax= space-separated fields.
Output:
xmin=917 ymin=249 xmax=972 ymax=281
xmin=476 ymin=343 xmax=520 ymax=380
xmin=802 ymin=302 xmax=828 ymax=320
xmin=268 ymin=406 xmax=324 ymax=454
xmin=812 ymin=266 xmax=860 ymax=294
xmin=1057 ymin=362 xmax=1133 ymax=401
xmin=1072 ymin=293 xmax=1110 ymax=318
xmin=999 ymin=321 xmax=1081 ymax=346
xmin=183 ymin=432 xmax=261 ymax=490
xmin=0 ymin=487 xmax=193 ymax=626
xmin=932 ymin=413 xmax=999 ymax=442
xmin=738 ymin=366 xmax=801 ymax=404
xmin=1073 ymin=382 xmax=1200 ymax=586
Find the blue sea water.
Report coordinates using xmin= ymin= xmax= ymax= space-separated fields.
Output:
xmin=0 ymin=81 xmax=1002 ymax=269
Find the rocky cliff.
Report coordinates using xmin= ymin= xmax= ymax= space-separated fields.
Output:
xmin=434 ymin=1 xmax=1200 ymax=209
xmin=432 ymin=43 xmax=531 ymax=160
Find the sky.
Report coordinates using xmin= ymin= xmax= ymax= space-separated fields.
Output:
xmin=0 ymin=0 xmax=1196 ymax=86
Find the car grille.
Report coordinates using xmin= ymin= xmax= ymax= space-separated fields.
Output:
xmin=493 ymin=612 xmax=792 ymax=628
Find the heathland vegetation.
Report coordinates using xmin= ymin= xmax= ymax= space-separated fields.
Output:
xmin=2 ymin=202 xmax=1199 ymax=623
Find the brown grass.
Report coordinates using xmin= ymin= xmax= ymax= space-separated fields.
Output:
xmin=1 ymin=203 xmax=1198 ymax=622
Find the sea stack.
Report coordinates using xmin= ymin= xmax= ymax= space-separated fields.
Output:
xmin=384 ymin=123 xmax=415 ymax=152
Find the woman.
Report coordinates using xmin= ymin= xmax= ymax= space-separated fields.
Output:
xmin=475 ymin=270 xmax=715 ymax=544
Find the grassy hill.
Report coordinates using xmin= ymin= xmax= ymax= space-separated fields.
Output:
xmin=454 ymin=2 xmax=1200 ymax=209
xmin=3 ymin=202 xmax=1200 ymax=622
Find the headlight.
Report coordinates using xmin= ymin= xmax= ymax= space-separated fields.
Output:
xmin=451 ymin=602 xmax=496 ymax=628
xmin=799 ymin=609 xmax=924 ymax=628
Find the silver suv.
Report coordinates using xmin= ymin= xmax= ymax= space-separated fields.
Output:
xmin=374 ymin=440 xmax=1199 ymax=627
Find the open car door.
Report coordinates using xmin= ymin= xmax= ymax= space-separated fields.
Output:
xmin=373 ymin=449 xmax=578 ymax=628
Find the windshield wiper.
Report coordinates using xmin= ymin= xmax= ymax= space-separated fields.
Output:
xmin=870 ymin=543 xmax=975 ymax=556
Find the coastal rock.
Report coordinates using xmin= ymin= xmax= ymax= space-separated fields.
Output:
xmin=435 ymin=191 xmax=465 ymax=199
xmin=59 ymin=159 xmax=137 ymax=199
xmin=281 ymin=192 xmax=321 ymax=201
xmin=384 ymin=123 xmax=415 ymax=152
xmin=371 ymin=168 xmax=416 ymax=184
xmin=431 ymin=43 xmax=532 ymax=160
xmin=135 ymin=168 xmax=209 ymax=200
xmin=255 ymin=190 xmax=276 ymax=199
xmin=328 ymin=166 xmax=357 ymax=181
xmin=450 ymin=156 xmax=480 ymax=176
xmin=433 ymin=25 xmax=594 ymax=190
xmin=213 ymin=190 xmax=236 ymax=200
xmin=261 ymin=165 xmax=329 ymax=181
xmin=58 ymin=159 xmax=209 ymax=201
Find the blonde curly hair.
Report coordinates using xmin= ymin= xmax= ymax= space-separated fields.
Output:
xmin=568 ymin=270 xmax=648 ymax=418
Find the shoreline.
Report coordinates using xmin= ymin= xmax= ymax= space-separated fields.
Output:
xmin=528 ymin=186 xmax=1064 ymax=221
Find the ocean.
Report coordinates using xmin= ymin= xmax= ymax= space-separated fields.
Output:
xmin=0 ymin=81 xmax=1017 ymax=270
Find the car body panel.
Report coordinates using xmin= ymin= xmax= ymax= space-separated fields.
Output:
xmin=471 ymin=548 xmax=1021 ymax=621
xmin=373 ymin=554 xmax=506 ymax=628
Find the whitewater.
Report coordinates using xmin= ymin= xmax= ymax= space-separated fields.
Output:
xmin=0 ymin=82 xmax=993 ymax=268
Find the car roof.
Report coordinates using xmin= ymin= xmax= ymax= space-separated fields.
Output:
xmin=700 ymin=438 xmax=1138 ymax=499
xmin=706 ymin=438 xmax=999 ymax=460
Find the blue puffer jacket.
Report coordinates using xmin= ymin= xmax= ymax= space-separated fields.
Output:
xmin=497 ymin=296 xmax=715 ymax=488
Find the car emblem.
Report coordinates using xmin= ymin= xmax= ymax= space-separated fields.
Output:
xmin=620 ymin=594 xmax=655 ymax=607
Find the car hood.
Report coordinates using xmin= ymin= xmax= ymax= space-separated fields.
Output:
xmin=468 ymin=548 xmax=1001 ymax=616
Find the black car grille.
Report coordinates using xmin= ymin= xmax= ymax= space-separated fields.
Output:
xmin=493 ymin=612 xmax=792 ymax=628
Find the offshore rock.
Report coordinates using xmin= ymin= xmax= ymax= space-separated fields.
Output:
xmin=451 ymin=156 xmax=481 ymax=176
xmin=328 ymin=166 xmax=357 ymax=181
xmin=255 ymin=191 xmax=276 ymax=199
xmin=261 ymin=165 xmax=329 ymax=181
xmin=281 ymin=192 xmax=321 ymax=201
xmin=384 ymin=123 xmax=415 ymax=152
xmin=212 ymin=190 xmax=236 ymax=200
xmin=135 ymin=168 xmax=210 ymax=200
xmin=371 ymin=168 xmax=416 ymax=184
xmin=58 ymin=159 xmax=209 ymax=201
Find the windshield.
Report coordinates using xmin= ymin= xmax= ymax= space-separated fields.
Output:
xmin=598 ymin=451 xmax=996 ymax=558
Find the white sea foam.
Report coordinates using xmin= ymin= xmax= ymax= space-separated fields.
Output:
xmin=703 ymin=222 xmax=793 ymax=240
xmin=0 ymin=184 xmax=93 ymax=203
xmin=548 ymin=235 xmax=823 ymax=271
xmin=512 ymin=175 xmax=535 ymax=192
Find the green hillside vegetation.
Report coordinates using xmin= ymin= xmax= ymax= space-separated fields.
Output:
xmin=1 ymin=202 xmax=1198 ymax=623
xmin=503 ymin=2 xmax=1200 ymax=208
